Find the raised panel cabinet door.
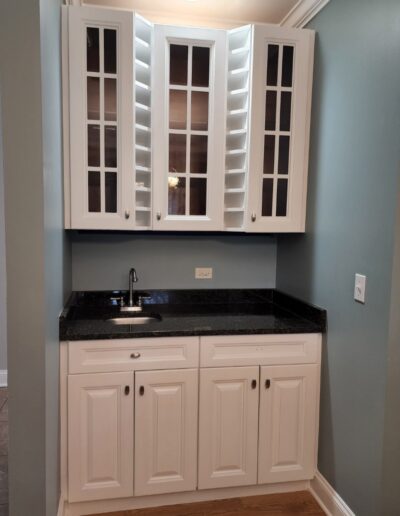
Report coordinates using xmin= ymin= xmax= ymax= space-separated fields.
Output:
xmin=67 ymin=6 xmax=134 ymax=229
xmin=134 ymin=369 xmax=198 ymax=495
xmin=152 ymin=25 xmax=226 ymax=231
xmin=258 ymin=364 xmax=319 ymax=484
xmin=247 ymin=25 xmax=315 ymax=233
xmin=198 ymin=366 xmax=259 ymax=489
xmin=68 ymin=372 xmax=134 ymax=502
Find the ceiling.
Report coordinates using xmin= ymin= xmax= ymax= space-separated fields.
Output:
xmin=83 ymin=0 xmax=300 ymax=28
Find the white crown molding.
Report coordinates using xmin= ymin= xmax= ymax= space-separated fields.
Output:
xmin=280 ymin=0 xmax=331 ymax=28
xmin=310 ymin=471 xmax=355 ymax=516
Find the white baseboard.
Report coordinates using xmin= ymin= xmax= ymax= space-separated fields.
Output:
xmin=0 ymin=370 xmax=7 ymax=387
xmin=57 ymin=496 xmax=65 ymax=516
xmin=310 ymin=471 xmax=355 ymax=516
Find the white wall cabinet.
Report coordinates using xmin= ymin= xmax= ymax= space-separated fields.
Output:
xmin=152 ymin=25 xmax=226 ymax=231
xmin=246 ymin=25 xmax=315 ymax=232
xmin=63 ymin=7 xmax=314 ymax=233
xmin=63 ymin=335 xmax=321 ymax=507
xmin=67 ymin=372 xmax=134 ymax=502
xmin=134 ymin=369 xmax=198 ymax=495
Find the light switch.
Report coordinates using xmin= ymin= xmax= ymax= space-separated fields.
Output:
xmin=354 ymin=274 xmax=366 ymax=303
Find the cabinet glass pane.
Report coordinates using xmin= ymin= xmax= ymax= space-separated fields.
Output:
xmin=190 ymin=178 xmax=206 ymax=215
xmin=105 ymin=172 xmax=117 ymax=213
xmin=168 ymin=177 xmax=186 ymax=215
xmin=104 ymin=29 xmax=117 ymax=74
xmin=191 ymin=92 xmax=208 ymax=131
xmin=190 ymin=135 xmax=207 ymax=174
xmin=280 ymin=91 xmax=292 ymax=131
xmin=278 ymin=135 xmax=290 ymax=174
xmin=263 ymin=135 xmax=275 ymax=175
xmin=169 ymin=90 xmax=187 ymax=129
xmin=87 ymin=77 xmax=100 ymax=120
xmin=192 ymin=47 xmax=210 ymax=87
xmin=105 ymin=126 xmax=117 ymax=167
xmin=276 ymin=178 xmax=288 ymax=216
xmin=262 ymin=178 xmax=273 ymax=217
xmin=104 ymin=78 xmax=117 ymax=122
xmin=87 ymin=125 xmax=100 ymax=166
xmin=265 ymin=91 xmax=277 ymax=131
xmin=169 ymin=134 xmax=186 ymax=172
xmin=88 ymin=171 xmax=101 ymax=212
xmin=282 ymin=46 xmax=294 ymax=87
xmin=266 ymin=44 xmax=279 ymax=86
xmin=170 ymin=44 xmax=188 ymax=86
xmin=86 ymin=27 xmax=99 ymax=72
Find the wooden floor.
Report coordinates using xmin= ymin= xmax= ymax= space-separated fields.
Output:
xmin=90 ymin=491 xmax=325 ymax=516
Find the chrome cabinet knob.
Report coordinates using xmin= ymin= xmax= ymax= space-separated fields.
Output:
xmin=251 ymin=212 xmax=256 ymax=222
xmin=156 ymin=212 xmax=161 ymax=221
xmin=125 ymin=210 xmax=130 ymax=219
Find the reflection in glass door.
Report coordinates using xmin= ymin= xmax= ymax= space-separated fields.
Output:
xmin=86 ymin=26 xmax=118 ymax=214
xmin=167 ymin=43 xmax=210 ymax=216
xmin=262 ymin=43 xmax=294 ymax=218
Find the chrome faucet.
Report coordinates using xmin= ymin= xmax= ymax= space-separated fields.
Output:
xmin=121 ymin=267 xmax=142 ymax=312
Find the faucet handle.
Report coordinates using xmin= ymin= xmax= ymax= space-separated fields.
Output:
xmin=110 ymin=296 xmax=124 ymax=307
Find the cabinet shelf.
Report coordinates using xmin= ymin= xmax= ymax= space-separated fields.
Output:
xmin=227 ymin=128 xmax=247 ymax=136
xmin=228 ymin=108 xmax=247 ymax=116
xmin=226 ymin=169 xmax=246 ymax=174
xmin=136 ymin=165 xmax=151 ymax=173
xmin=230 ymin=46 xmax=250 ymax=56
xmin=135 ymin=80 xmax=151 ymax=92
xmin=136 ymin=144 xmax=151 ymax=153
xmin=226 ymin=149 xmax=246 ymax=156
xmin=136 ymin=206 xmax=151 ymax=212
xmin=135 ymin=36 xmax=150 ymax=49
xmin=225 ymin=207 xmax=244 ymax=212
xmin=136 ymin=123 xmax=151 ymax=133
xmin=135 ymin=58 xmax=150 ymax=70
xmin=135 ymin=102 xmax=151 ymax=112
xmin=229 ymin=67 xmax=249 ymax=76
xmin=225 ymin=188 xmax=245 ymax=194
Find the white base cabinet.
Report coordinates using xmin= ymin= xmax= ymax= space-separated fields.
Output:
xmin=62 ymin=334 xmax=321 ymax=507
xmin=134 ymin=369 xmax=198 ymax=496
xmin=68 ymin=372 xmax=134 ymax=502
xmin=258 ymin=364 xmax=319 ymax=484
xmin=198 ymin=367 xmax=259 ymax=489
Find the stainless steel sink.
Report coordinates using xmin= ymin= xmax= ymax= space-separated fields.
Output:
xmin=108 ymin=315 xmax=161 ymax=325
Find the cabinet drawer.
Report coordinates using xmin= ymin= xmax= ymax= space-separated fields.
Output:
xmin=68 ymin=337 xmax=199 ymax=374
xmin=200 ymin=334 xmax=321 ymax=367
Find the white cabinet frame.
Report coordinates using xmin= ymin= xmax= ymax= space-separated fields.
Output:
xmin=246 ymin=24 xmax=315 ymax=232
xmin=67 ymin=6 xmax=135 ymax=230
xmin=152 ymin=25 xmax=227 ymax=231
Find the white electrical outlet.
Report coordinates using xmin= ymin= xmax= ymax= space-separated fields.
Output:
xmin=195 ymin=267 xmax=213 ymax=279
xmin=354 ymin=273 xmax=367 ymax=303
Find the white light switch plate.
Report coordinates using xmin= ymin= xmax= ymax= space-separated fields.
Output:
xmin=195 ymin=267 xmax=213 ymax=279
xmin=354 ymin=274 xmax=366 ymax=303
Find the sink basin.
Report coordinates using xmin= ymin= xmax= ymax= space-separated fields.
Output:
xmin=108 ymin=314 xmax=161 ymax=325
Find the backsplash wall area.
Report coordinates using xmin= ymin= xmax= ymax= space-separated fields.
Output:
xmin=71 ymin=232 xmax=277 ymax=291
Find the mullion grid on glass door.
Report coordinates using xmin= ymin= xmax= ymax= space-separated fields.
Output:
xmin=262 ymin=42 xmax=293 ymax=218
xmin=86 ymin=25 xmax=118 ymax=215
xmin=168 ymin=42 xmax=209 ymax=217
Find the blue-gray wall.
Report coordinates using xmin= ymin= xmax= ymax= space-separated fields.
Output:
xmin=0 ymin=93 xmax=6 ymax=373
xmin=71 ymin=233 xmax=276 ymax=290
xmin=276 ymin=1 xmax=400 ymax=514
xmin=0 ymin=0 xmax=71 ymax=514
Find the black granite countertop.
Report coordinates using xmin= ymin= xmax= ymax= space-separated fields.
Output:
xmin=59 ymin=289 xmax=326 ymax=341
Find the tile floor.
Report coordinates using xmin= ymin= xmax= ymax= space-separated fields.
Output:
xmin=0 ymin=388 xmax=8 ymax=516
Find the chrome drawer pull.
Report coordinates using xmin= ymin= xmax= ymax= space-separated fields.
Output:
xmin=130 ymin=352 xmax=141 ymax=359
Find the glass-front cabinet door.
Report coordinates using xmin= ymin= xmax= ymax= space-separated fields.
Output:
xmin=68 ymin=7 xmax=134 ymax=229
xmin=153 ymin=25 xmax=226 ymax=231
xmin=247 ymin=25 xmax=314 ymax=232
